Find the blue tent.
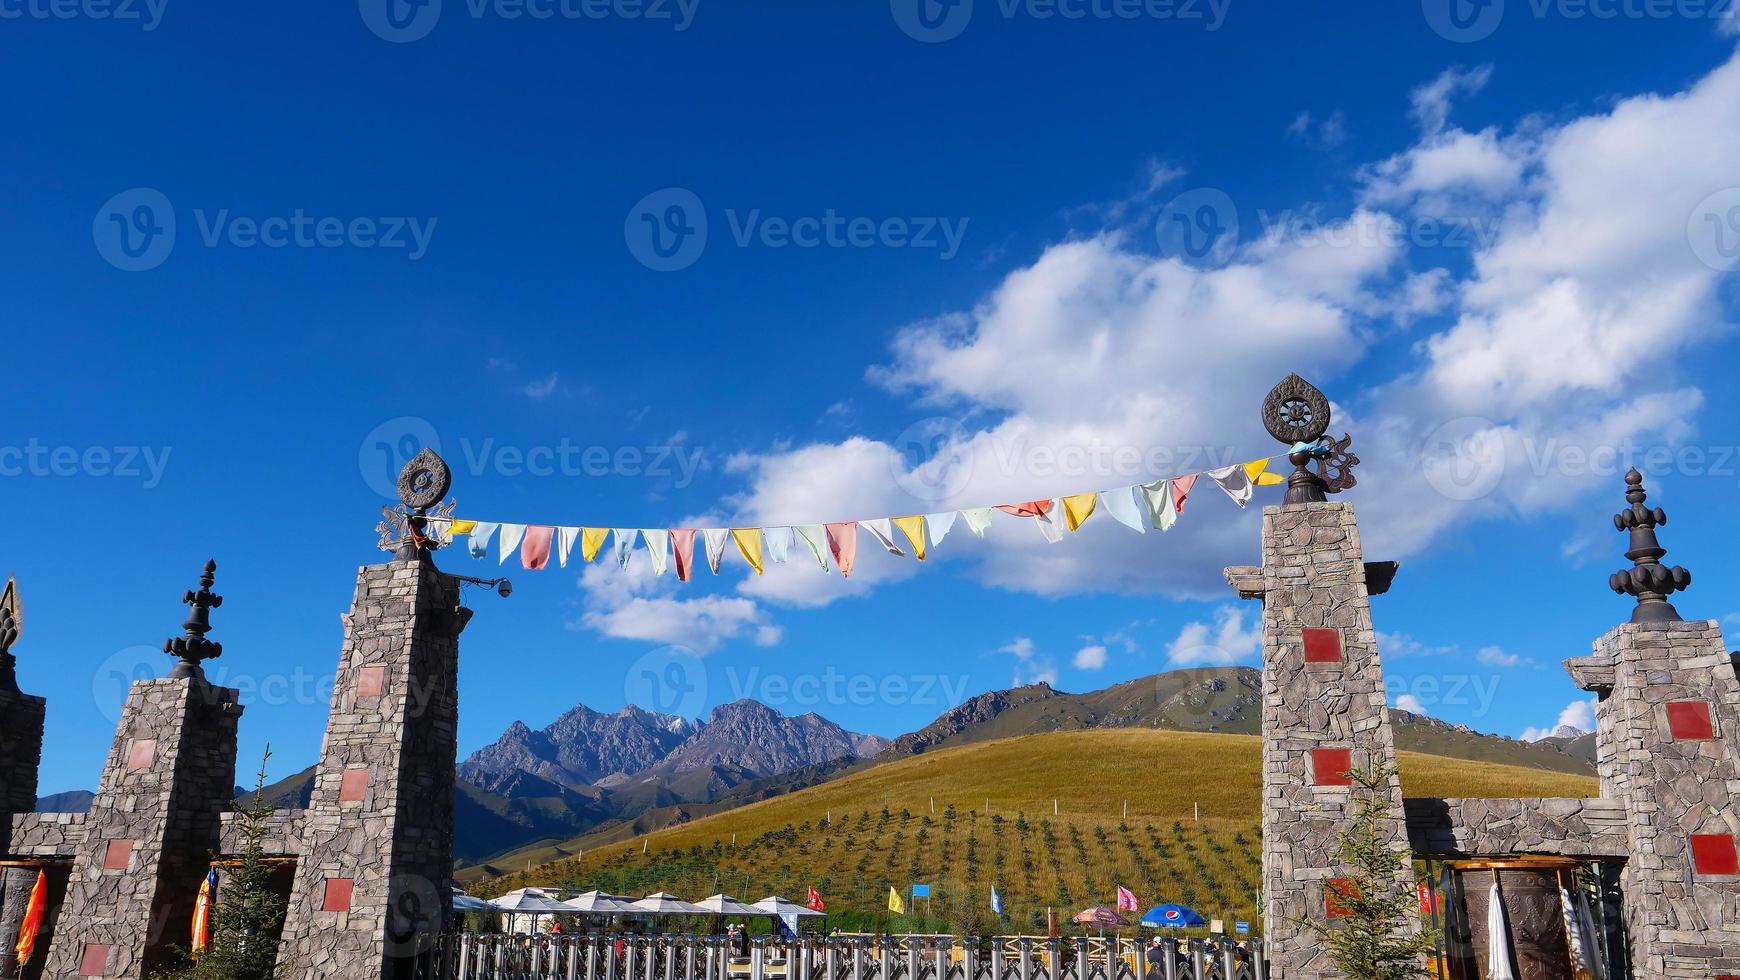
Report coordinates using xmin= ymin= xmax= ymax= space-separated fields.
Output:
xmin=1141 ymin=904 xmax=1206 ymax=928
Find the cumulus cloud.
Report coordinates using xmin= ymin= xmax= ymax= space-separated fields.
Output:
xmin=1475 ymin=646 xmax=1524 ymax=668
xmin=1165 ymin=606 xmax=1262 ymax=667
xmin=998 ymin=636 xmax=1058 ymax=686
xmin=1395 ymin=693 xmax=1429 ymax=715
xmin=1521 ymin=698 xmax=1598 ymax=741
xmin=1073 ymin=645 xmax=1109 ymax=670
xmin=572 ymin=561 xmax=781 ymax=654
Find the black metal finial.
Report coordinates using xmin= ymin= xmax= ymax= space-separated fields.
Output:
xmin=378 ymin=448 xmax=455 ymax=561
xmin=0 ymin=576 xmax=20 ymax=694
xmin=1609 ymin=469 xmax=1691 ymax=624
xmin=164 ymin=559 xmax=224 ymax=680
xmin=1262 ymin=374 xmax=1359 ymax=504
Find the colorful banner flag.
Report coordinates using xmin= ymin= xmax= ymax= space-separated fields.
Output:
xmin=498 ymin=524 xmax=526 ymax=564
xmin=1140 ymin=479 xmax=1177 ymax=531
xmin=670 ymin=529 xmax=698 ymax=582
xmin=1099 ymin=486 xmax=1146 ymax=534
xmin=990 ymin=886 xmax=1004 ymax=917
xmin=1035 ymin=500 xmax=1064 ymax=543
xmin=467 ymin=522 xmax=499 ymax=559
xmin=1244 ymin=457 xmax=1283 ymax=486
xmin=1207 ymin=465 xmax=1254 ymax=507
xmin=1116 ymin=885 xmax=1138 ymax=912
xmin=794 ymin=524 xmax=830 ymax=573
xmin=764 ymin=526 xmax=793 ymax=565
xmin=888 ymin=887 xmax=905 ymax=914
xmin=959 ymin=507 xmax=994 ymax=536
xmin=924 ymin=511 xmax=958 ymax=547
xmin=521 ymin=525 xmax=555 ymax=570
xmin=14 ymin=869 xmax=46 ymax=965
xmin=642 ymin=529 xmax=671 ymax=577
xmin=612 ymin=529 xmax=638 ymax=568
xmin=581 ymin=527 xmax=610 ymax=563
xmin=891 ymin=515 xmax=927 ymax=560
xmin=731 ymin=528 xmax=764 ymax=575
xmin=193 ymin=868 xmax=218 ymax=955
xmin=825 ymin=522 xmax=858 ymax=578
xmin=702 ymin=528 xmax=730 ymax=574
xmin=556 ymin=526 xmax=580 ymax=567
xmin=807 ymin=887 xmax=825 ymax=912
xmin=1172 ymin=474 xmax=1198 ymax=514
xmin=1062 ymin=492 xmax=1097 ymax=531
xmin=862 ymin=518 xmax=906 ymax=557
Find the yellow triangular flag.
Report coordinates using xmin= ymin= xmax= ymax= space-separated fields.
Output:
xmin=891 ymin=516 xmax=927 ymax=561
xmin=1243 ymin=458 xmax=1284 ymax=486
xmin=448 ymin=519 xmax=478 ymax=536
xmin=888 ymin=887 xmax=905 ymax=914
xmin=731 ymin=528 xmax=764 ymax=575
xmin=1062 ymin=492 xmax=1098 ymax=531
xmin=581 ymin=527 xmax=610 ymax=562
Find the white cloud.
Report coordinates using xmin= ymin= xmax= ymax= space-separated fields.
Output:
xmin=1073 ymin=645 xmax=1109 ymax=670
xmin=1475 ymin=646 xmax=1522 ymax=668
xmin=999 ymin=636 xmax=1059 ymax=686
xmin=572 ymin=561 xmax=780 ymax=655
xmin=1411 ymin=65 xmax=1491 ymax=136
xmin=1521 ymin=698 xmax=1598 ymax=741
xmin=1395 ymin=693 xmax=1429 ymax=715
xmin=1165 ymin=606 xmax=1261 ymax=666
xmin=520 ymin=373 xmax=559 ymax=398
xmin=1378 ymin=631 xmax=1456 ymax=658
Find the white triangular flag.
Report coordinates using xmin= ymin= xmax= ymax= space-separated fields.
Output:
xmin=612 ymin=529 xmax=639 ymax=568
xmin=498 ymin=524 xmax=526 ymax=564
xmin=763 ymin=526 xmax=793 ymax=565
xmin=641 ymin=529 xmax=671 ymax=576
xmin=1139 ymin=480 xmax=1177 ymax=531
xmin=1034 ymin=501 xmax=1064 ymax=543
xmin=702 ymin=528 xmax=730 ymax=574
xmin=1207 ymin=464 xmax=1255 ymax=508
xmin=1099 ymin=486 xmax=1146 ymax=534
xmin=793 ymin=524 xmax=830 ymax=573
xmin=861 ymin=518 xmax=906 ymax=556
xmin=924 ymin=511 xmax=958 ymax=548
xmin=960 ymin=507 xmax=994 ymax=537
xmin=556 ymin=527 xmax=581 ymax=567
xmin=467 ymin=522 xmax=499 ymax=559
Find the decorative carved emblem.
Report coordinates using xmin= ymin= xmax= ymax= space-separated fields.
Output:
xmin=379 ymin=449 xmax=456 ymax=558
xmin=1315 ymin=432 xmax=1359 ymax=493
xmin=1261 ymin=373 xmax=1331 ymax=446
xmin=397 ymin=447 xmax=452 ymax=511
xmin=1609 ymin=468 xmax=1690 ymax=623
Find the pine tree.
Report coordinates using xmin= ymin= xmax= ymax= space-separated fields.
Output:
xmin=1298 ymin=762 xmax=1438 ymax=980
xmin=153 ymin=749 xmax=289 ymax=979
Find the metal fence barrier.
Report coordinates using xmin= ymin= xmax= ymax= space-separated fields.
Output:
xmin=421 ymin=934 xmax=1267 ymax=980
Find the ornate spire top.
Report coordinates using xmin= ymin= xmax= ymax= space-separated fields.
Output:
xmin=1261 ymin=373 xmax=1359 ymax=504
xmin=0 ymin=576 xmax=20 ymax=694
xmin=164 ymin=559 xmax=224 ymax=680
xmin=377 ymin=448 xmax=456 ymax=561
xmin=1609 ymin=468 xmax=1691 ymax=624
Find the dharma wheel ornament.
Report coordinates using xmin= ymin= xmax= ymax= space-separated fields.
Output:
xmin=377 ymin=448 xmax=457 ymax=560
xmin=1261 ymin=373 xmax=1359 ymax=504
xmin=1609 ymin=468 xmax=1691 ymax=623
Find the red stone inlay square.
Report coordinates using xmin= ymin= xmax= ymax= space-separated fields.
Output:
xmin=126 ymin=738 xmax=157 ymax=770
xmin=322 ymin=877 xmax=355 ymax=912
xmin=79 ymin=943 xmax=111 ymax=976
xmin=101 ymin=838 xmax=133 ymax=871
xmin=1313 ymin=748 xmax=1354 ymax=787
xmin=1325 ymin=878 xmax=1358 ymax=918
xmin=338 ymin=768 xmax=369 ymax=802
xmin=1302 ymin=628 xmax=1343 ymax=664
xmin=1691 ymin=834 xmax=1740 ymax=876
xmin=1666 ymin=701 xmax=1716 ymax=740
xmin=356 ymin=665 xmax=385 ymax=698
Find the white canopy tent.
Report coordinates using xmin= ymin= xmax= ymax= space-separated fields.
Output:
xmin=564 ymin=890 xmax=641 ymax=916
xmin=695 ymin=894 xmax=771 ymax=917
xmin=633 ymin=892 xmax=708 ymax=917
xmin=754 ymin=896 xmax=825 ymax=919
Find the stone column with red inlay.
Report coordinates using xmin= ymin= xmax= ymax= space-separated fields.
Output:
xmin=276 ymin=555 xmax=469 ymax=979
xmin=1562 ymin=469 xmax=1740 ymax=977
xmin=39 ymin=674 xmax=242 ymax=978
xmin=1568 ymin=618 xmax=1740 ymax=977
xmin=1238 ymin=500 xmax=1412 ymax=980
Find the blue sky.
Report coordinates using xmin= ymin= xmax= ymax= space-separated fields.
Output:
xmin=4 ymin=1 xmax=1740 ymax=794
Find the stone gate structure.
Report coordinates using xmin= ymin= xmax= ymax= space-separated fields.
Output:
xmin=0 ymin=381 xmax=1735 ymax=978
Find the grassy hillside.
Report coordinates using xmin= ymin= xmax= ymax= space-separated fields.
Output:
xmin=472 ymin=730 xmax=1596 ymax=934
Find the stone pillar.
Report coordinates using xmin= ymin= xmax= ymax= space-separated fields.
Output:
xmin=1568 ymin=619 xmax=1740 ymax=977
xmin=1244 ymin=501 xmax=1412 ymax=980
xmin=40 ymin=676 xmax=243 ymax=978
xmin=0 ymin=688 xmax=46 ymax=859
xmin=277 ymin=556 xmax=468 ymax=979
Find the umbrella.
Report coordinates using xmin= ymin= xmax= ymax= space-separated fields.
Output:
xmin=1072 ymin=906 xmax=1131 ymax=929
xmin=451 ymin=888 xmax=491 ymax=913
xmin=1140 ymin=904 xmax=1205 ymax=928
xmin=564 ymin=891 xmax=639 ymax=915
xmin=696 ymin=894 xmax=768 ymax=917
xmin=754 ymin=895 xmax=826 ymax=918
xmin=490 ymin=889 xmax=573 ymax=914
xmin=633 ymin=892 xmax=707 ymax=916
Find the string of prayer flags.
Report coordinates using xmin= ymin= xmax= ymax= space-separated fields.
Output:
xmin=1061 ymin=492 xmax=1098 ymax=531
xmin=499 ymin=524 xmax=526 ymax=564
xmin=926 ymin=511 xmax=957 ymax=547
xmin=891 ymin=515 xmax=927 ymax=560
xmin=862 ymin=518 xmax=906 ymax=557
xmin=670 ymin=529 xmax=698 ymax=582
xmin=959 ymin=507 xmax=994 ymax=536
xmin=703 ymin=529 xmax=730 ymax=575
xmin=613 ymin=529 xmax=638 ymax=568
xmin=795 ymin=524 xmax=830 ymax=572
xmin=521 ymin=525 xmax=555 ymax=570
xmin=1100 ymin=486 xmax=1146 ymax=534
xmin=825 ymin=522 xmax=857 ymax=578
xmin=643 ymin=529 xmax=671 ymax=576
xmin=731 ymin=527 xmax=764 ymax=575
xmin=764 ymin=526 xmax=793 ymax=565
